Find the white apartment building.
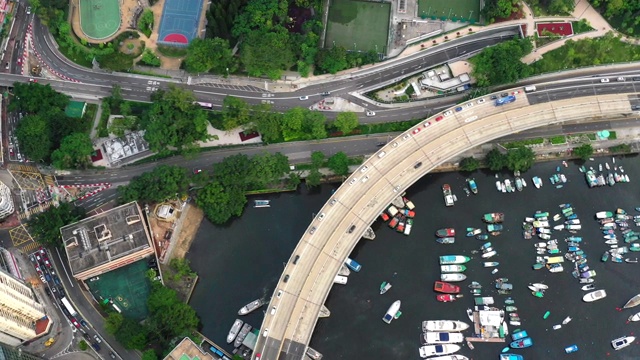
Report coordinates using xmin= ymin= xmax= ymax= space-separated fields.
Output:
xmin=0 ymin=181 xmax=14 ymax=220
xmin=0 ymin=269 xmax=46 ymax=346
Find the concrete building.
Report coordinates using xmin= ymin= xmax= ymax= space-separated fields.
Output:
xmin=0 ymin=181 xmax=15 ymax=220
xmin=163 ymin=337 xmax=214 ymax=360
xmin=60 ymin=202 xmax=154 ymax=281
xmin=0 ymin=269 xmax=47 ymax=346
xmin=0 ymin=342 xmax=40 ymax=360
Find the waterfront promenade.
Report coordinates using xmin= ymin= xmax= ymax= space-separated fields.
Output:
xmin=254 ymin=91 xmax=639 ymax=359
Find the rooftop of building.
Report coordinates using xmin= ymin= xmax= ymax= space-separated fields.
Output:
xmin=163 ymin=337 xmax=214 ymax=360
xmin=64 ymin=101 xmax=86 ymax=119
xmin=60 ymin=202 xmax=152 ymax=276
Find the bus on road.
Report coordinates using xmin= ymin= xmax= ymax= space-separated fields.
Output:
xmin=60 ymin=297 xmax=77 ymax=317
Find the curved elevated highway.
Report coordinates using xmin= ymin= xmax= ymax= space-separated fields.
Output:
xmin=254 ymin=90 xmax=640 ymax=359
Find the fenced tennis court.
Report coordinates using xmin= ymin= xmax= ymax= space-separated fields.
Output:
xmin=157 ymin=0 xmax=204 ymax=46
xmin=79 ymin=0 xmax=121 ymax=40
xmin=418 ymin=0 xmax=480 ymax=24
xmin=87 ymin=260 xmax=151 ymax=320
xmin=325 ymin=0 xmax=390 ymax=53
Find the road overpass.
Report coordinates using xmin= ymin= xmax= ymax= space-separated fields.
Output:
xmin=253 ymin=90 xmax=638 ymax=359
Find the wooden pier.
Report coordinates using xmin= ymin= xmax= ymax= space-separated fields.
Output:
xmin=466 ymin=337 xmax=505 ymax=343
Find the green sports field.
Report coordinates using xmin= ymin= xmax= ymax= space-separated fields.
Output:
xmin=325 ymin=0 xmax=390 ymax=53
xmin=417 ymin=0 xmax=480 ymax=23
xmin=79 ymin=0 xmax=122 ymax=40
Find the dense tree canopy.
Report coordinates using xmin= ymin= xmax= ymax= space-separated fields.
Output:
xmin=28 ymin=203 xmax=86 ymax=247
xmin=11 ymin=83 xmax=92 ymax=164
xmin=281 ymin=107 xmax=327 ymax=141
xmin=141 ymin=86 xmax=211 ymax=153
xmin=51 ymin=133 xmax=93 ymax=169
xmin=184 ymin=38 xmax=237 ymax=74
xmin=573 ymin=143 xmax=594 ymax=160
xmin=16 ymin=115 xmax=51 ymax=162
xmin=470 ymin=38 xmax=533 ymax=87
xmin=333 ymin=112 xmax=359 ymax=134
xmin=240 ymin=28 xmax=295 ymax=79
xmin=195 ymin=181 xmax=247 ymax=224
xmin=118 ymin=165 xmax=190 ymax=203
xmin=221 ymin=96 xmax=251 ymax=130
xmin=481 ymin=0 xmax=519 ymax=22
xmin=485 ymin=149 xmax=507 ymax=171
xmin=459 ymin=157 xmax=481 ymax=172
xmin=146 ymin=283 xmax=199 ymax=343
xmin=506 ymin=146 xmax=536 ymax=172
xmin=327 ymin=152 xmax=350 ymax=176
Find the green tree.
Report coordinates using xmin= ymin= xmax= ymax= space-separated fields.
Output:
xmin=485 ymin=149 xmax=507 ymax=171
xmin=481 ymin=0 xmax=518 ymax=21
xmin=139 ymin=49 xmax=161 ymax=67
xmin=109 ymin=85 xmax=124 ymax=113
xmin=184 ymin=38 xmax=237 ymax=74
xmin=306 ymin=168 xmax=322 ymax=187
xmin=459 ymin=157 xmax=480 ymax=172
xmin=141 ymin=350 xmax=158 ymax=360
xmin=104 ymin=312 xmax=124 ymax=335
xmin=221 ymin=96 xmax=250 ymax=130
xmin=327 ymin=152 xmax=350 ymax=176
xmin=27 ymin=203 xmax=86 ymax=247
xmin=248 ymin=152 xmax=291 ymax=189
xmin=15 ymin=115 xmax=51 ymax=162
xmin=288 ymin=172 xmax=301 ymax=188
xmin=213 ymin=154 xmax=253 ymax=188
xmin=78 ymin=340 xmax=88 ymax=351
xmin=115 ymin=317 xmax=148 ymax=350
xmin=51 ymin=133 xmax=94 ymax=169
xmin=281 ymin=107 xmax=305 ymax=140
xmin=169 ymin=258 xmax=195 ymax=279
xmin=240 ymin=28 xmax=294 ymax=79
xmin=9 ymin=82 xmax=70 ymax=115
xmin=252 ymin=104 xmax=281 ymax=143
xmin=141 ymin=86 xmax=211 ymax=153
xmin=196 ymin=181 xmax=247 ymax=224
xmin=573 ymin=143 xmax=594 ymax=160
xmin=304 ymin=111 xmax=328 ymax=140
xmin=333 ymin=112 xmax=359 ymax=134
xmin=506 ymin=146 xmax=536 ymax=172
xmin=137 ymin=9 xmax=154 ymax=37
xmin=146 ymin=283 xmax=199 ymax=343
xmin=315 ymin=46 xmax=348 ymax=74
xmin=311 ymin=151 xmax=325 ymax=168
xmin=470 ymin=38 xmax=533 ymax=87
xmin=327 ymin=151 xmax=349 ymax=176
xmin=118 ymin=165 xmax=190 ymax=203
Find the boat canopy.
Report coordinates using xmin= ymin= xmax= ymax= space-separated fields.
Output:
xmin=479 ymin=310 xmax=503 ymax=327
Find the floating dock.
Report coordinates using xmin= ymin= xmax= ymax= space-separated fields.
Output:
xmin=466 ymin=337 xmax=505 ymax=343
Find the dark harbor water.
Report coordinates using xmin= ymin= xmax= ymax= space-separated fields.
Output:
xmin=188 ymin=156 xmax=640 ymax=359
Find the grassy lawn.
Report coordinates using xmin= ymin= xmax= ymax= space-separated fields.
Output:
xmin=587 ymin=133 xmax=596 ymax=140
xmin=530 ymin=35 xmax=640 ymax=75
xmin=572 ymin=19 xmax=594 ymax=34
xmin=82 ymin=104 xmax=99 ymax=134
xmin=325 ymin=0 xmax=390 ymax=52
xmin=58 ymin=43 xmax=93 ymax=68
xmin=608 ymin=131 xmax=617 ymax=140
xmin=550 ymin=135 xmax=566 ymax=144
